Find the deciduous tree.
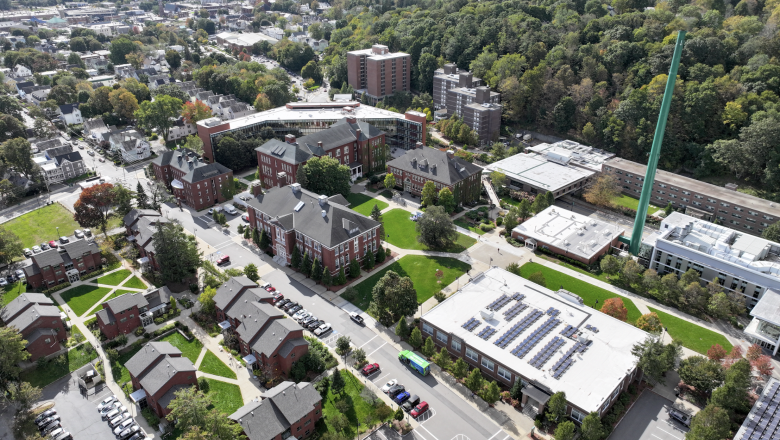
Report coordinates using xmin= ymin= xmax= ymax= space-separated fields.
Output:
xmin=136 ymin=95 xmax=183 ymax=142
xmin=631 ymin=338 xmax=681 ymax=385
xmin=244 ymin=263 xmax=259 ymax=282
xmin=0 ymin=226 xmax=23 ymax=267
xmin=546 ymin=392 xmax=567 ymax=424
xmin=553 ymin=421 xmax=576 ymax=440
xmin=464 ymin=367 xmax=483 ymax=392
xmin=678 ymin=356 xmax=724 ymax=396
xmin=481 ymin=381 xmax=501 ymax=404
xmin=580 ymin=412 xmax=604 ymax=440
xmin=384 ymin=173 xmax=396 ymax=190
xmin=408 ymin=327 xmax=422 ymax=348
xmin=199 ymin=286 xmax=217 ymax=315
xmin=635 ymin=312 xmax=663 ymax=333
xmin=416 ymin=205 xmax=457 ymax=250
xmin=707 ymin=344 xmax=727 ymax=362
xmin=182 ymin=100 xmax=212 ymax=125
xmin=600 ymin=297 xmax=628 ymax=322
xmin=438 ymin=187 xmax=455 ymax=213
xmin=370 ymin=270 xmax=418 ymax=326
xmin=74 ymin=183 xmax=115 ymax=236
xmin=2 ymin=138 xmax=36 ymax=179
xmin=687 ymin=405 xmax=730 ymax=440
xmin=0 ymin=327 xmax=29 ymax=393
xmin=302 ymin=156 xmax=350 ymax=197
xmin=421 ymin=181 xmax=437 ymax=207
xmin=528 ymin=271 xmax=546 ymax=288
xmin=584 ymin=174 xmax=620 ymax=207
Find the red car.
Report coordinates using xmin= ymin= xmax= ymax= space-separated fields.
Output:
xmin=266 ymin=286 xmax=276 ymax=292
xmin=241 ymin=214 xmax=249 ymax=222
xmin=216 ymin=255 xmax=230 ymax=265
xmin=272 ymin=293 xmax=284 ymax=303
xmin=48 ymin=241 xmax=58 ymax=248
xmin=361 ymin=363 xmax=380 ymax=376
xmin=410 ymin=402 xmax=429 ymax=418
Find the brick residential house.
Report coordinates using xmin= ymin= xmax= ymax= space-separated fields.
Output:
xmin=247 ymin=184 xmax=382 ymax=274
xmin=23 ymin=239 xmax=103 ymax=289
xmin=96 ymin=287 xmax=171 ymax=339
xmin=213 ymin=276 xmax=308 ymax=377
xmin=151 ymin=148 xmax=234 ymax=211
xmin=386 ymin=145 xmax=483 ymax=206
xmin=125 ymin=341 xmax=197 ymax=417
xmin=0 ymin=293 xmax=67 ymax=360
xmin=229 ymin=381 xmax=322 ymax=440
xmin=255 ymin=116 xmax=386 ymax=188
xmin=123 ymin=209 xmax=169 ymax=273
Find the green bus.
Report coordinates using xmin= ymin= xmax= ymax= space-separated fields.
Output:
xmin=399 ymin=350 xmax=430 ymax=376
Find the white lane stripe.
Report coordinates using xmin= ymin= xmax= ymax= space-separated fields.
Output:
xmin=486 ymin=429 xmax=504 ymax=440
xmin=373 ymin=373 xmax=391 ymax=384
xmin=656 ymin=428 xmax=683 ymax=440
xmin=358 ymin=334 xmax=378 ymax=348
xmin=417 ymin=423 xmax=440 ymax=440
xmin=366 ymin=342 xmax=387 ymax=357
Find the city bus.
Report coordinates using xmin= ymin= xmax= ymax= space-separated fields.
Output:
xmin=399 ymin=350 xmax=430 ymax=376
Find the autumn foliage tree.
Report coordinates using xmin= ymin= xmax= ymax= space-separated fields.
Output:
xmin=600 ymin=297 xmax=628 ymax=322
xmin=752 ymin=355 xmax=774 ymax=379
xmin=74 ymin=183 xmax=115 ymax=236
xmin=746 ymin=343 xmax=762 ymax=362
xmin=182 ymin=99 xmax=212 ymax=125
xmin=707 ymin=344 xmax=727 ymax=362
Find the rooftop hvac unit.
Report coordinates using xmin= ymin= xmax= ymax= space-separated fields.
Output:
xmin=480 ymin=309 xmax=495 ymax=321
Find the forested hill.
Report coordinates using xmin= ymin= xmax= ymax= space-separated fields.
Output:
xmin=322 ymin=0 xmax=780 ymax=194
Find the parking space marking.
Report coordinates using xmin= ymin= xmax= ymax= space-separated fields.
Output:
xmin=358 ymin=334 xmax=378 ymax=349
xmin=416 ymin=422 xmax=440 ymax=440
xmin=416 ymin=408 xmax=437 ymax=424
xmin=89 ymin=388 xmax=112 ymax=403
xmin=486 ymin=429 xmax=504 ymax=440
xmin=366 ymin=342 xmax=387 ymax=357
xmin=656 ymin=427 xmax=683 ymax=440
xmin=373 ymin=373 xmax=390 ymax=384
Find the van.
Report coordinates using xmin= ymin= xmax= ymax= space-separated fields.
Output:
xmin=224 ymin=205 xmax=238 ymax=215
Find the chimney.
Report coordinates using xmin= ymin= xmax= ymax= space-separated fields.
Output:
xmin=317 ymin=141 xmax=323 ymax=149
xmin=318 ymin=194 xmax=328 ymax=207
xmin=177 ymin=153 xmax=182 ymax=162
xmin=321 ymin=210 xmax=326 ymax=218
xmin=346 ymin=115 xmax=357 ymax=124
xmin=475 ymin=86 xmax=490 ymax=104
xmin=458 ymin=72 xmax=473 ymax=88
xmin=291 ymin=183 xmax=301 ymax=193
xmin=415 ymin=141 xmax=423 ymax=149
xmin=443 ymin=63 xmax=457 ymax=75
xmin=285 ymin=134 xmax=296 ymax=144
xmin=446 ymin=149 xmax=454 ymax=159
xmin=356 ymin=128 xmax=362 ymax=139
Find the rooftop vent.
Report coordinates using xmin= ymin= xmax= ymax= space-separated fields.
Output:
xmin=318 ymin=194 xmax=328 ymax=207
xmin=291 ymin=183 xmax=301 ymax=193
xmin=321 ymin=210 xmax=326 ymax=218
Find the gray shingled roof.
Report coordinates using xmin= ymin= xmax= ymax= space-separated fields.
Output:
xmin=387 ymin=147 xmax=483 ymax=185
xmin=54 ymin=151 xmax=83 ymax=165
xmin=25 ymin=328 xmax=57 ymax=347
xmin=213 ymin=276 xmax=257 ymax=311
xmin=31 ymin=248 xmax=65 ymax=268
xmin=234 ymin=302 xmax=283 ymax=342
xmin=278 ymin=338 xmax=308 ymax=358
xmin=137 ymin=355 xmax=196 ymax=397
xmin=6 ymin=303 xmax=60 ymax=333
xmin=123 ymin=208 xmax=161 ymax=228
xmin=247 ymin=186 xmax=381 ymax=248
xmin=157 ymin=383 xmax=191 ymax=410
xmin=125 ymin=341 xmax=181 ymax=378
xmin=181 ymin=161 xmax=232 ymax=184
xmin=249 ymin=319 xmax=305 ymax=357
xmin=96 ymin=307 xmax=114 ymax=325
xmin=255 ymin=139 xmax=313 ymax=166
xmin=230 ymin=382 xmax=321 ymax=440
xmin=105 ymin=292 xmax=148 ymax=314
xmin=223 ymin=288 xmax=274 ymax=319
xmin=61 ymin=239 xmax=100 ymax=258
xmin=1 ymin=293 xmax=52 ymax=323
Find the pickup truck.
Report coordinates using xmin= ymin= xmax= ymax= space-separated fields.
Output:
xmin=349 ymin=312 xmax=364 ymax=325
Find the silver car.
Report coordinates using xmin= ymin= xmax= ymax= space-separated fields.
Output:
xmin=118 ymin=424 xmax=140 ymax=440
xmin=113 ymin=418 xmax=134 ymax=435
xmin=109 ymin=412 xmax=131 ymax=428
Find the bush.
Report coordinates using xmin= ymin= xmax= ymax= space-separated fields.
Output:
xmin=154 ymin=317 xmax=164 ymax=324
xmin=198 ymin=376 xmax=210 ymax=392
xmin=479 ymin=223 xmax=495 ymax=232
xmin=506 ymin=237 xmax=522 ymax=247
xmin=150 ymin=134 xmax=158 ymax=140
xmin=496 ymin=217 xmax=503 ymax=226
xmin=141 ymin=408 xmax=159 ymax=427
xmin=84 ymin=316 xmax=98 ymax=329
xmin=134 ymin=327 xmax=144 ymax=336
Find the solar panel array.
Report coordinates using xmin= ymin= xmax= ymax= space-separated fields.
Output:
xmin=560 ymin=325 xmax=578 ymax=338
xmin=511 ymin=316 xmax=562 ymax=358
xmin=546 ymin=307 xmax=561 ymax=317
xmin=272 ymin=144 xmax=287 ymax=155
xmin=487 ymin=294 xmax=511 ymax=311
xmin=462 ymin=318 xmax=481 ymax=332
xmin=512 ymin=293 xmax=525 ymax=301
xmin=740 ymin=381 xmax=780 ymax=440
xmin=477 ymin=326 xmax=497 ymax=340
xmin=585 ymin=324 xmax=600 ymax=333
xmin=529 ymin=336 xmax=566 ymax=369
xmin=494 ymin=309 xmax=544 ymax=349
xmin=503 ymin=302 xmax=528 ymax=321
xmin=551 ymin=340 xmax=592 ymax=379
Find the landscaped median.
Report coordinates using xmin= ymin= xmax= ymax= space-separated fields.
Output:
xmin=648 ymin=307 xmax=733 ymax=354
xmin=382 ymin=208 xmax=477 ymax=252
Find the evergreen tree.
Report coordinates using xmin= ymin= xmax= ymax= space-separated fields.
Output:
xmin=452 ymin=358 xmax=468 ymax=379
xmin=393 ymin=406 xmax=404 ymax=421
xmin=311 ymin=258 xmax=322 ymax=282
xmin=291 ymin=245 xmax=301 ymax=270
xmin=435 ymin=347 xmax=451 ymax=370
xmin=330 ymin=369 xmax=345 ymax=395
xmin=422 ymin=336 xmax=435 ymax=357
xmin=370 ymin=204 xmax=382 ymax=222
xmin=510 ymin=379 xmax=522 ymax=400
xmin=395 ymin=317 xmax=409 ymax=338
xmin=252 ymin=228 xmax=259 ymax=245
xmin=301 ymin=251 xmax=311 ymax=277
xmin=364 ymin=248 xmax=375 ymax=270
xmin=349 ymin=256 xmax=361 ymax=279
xmin=336 ymin=266 xmax=346 ymax=285
xmin=259 ymin=229 xmax=271 ymax=249
xmin=518 ymin=199 xmax=532 ymax=221
xmin=376 ymin=246 xmax=386 ymax=263
xmin=464 ymin=368 xmax=483 ymax=392
xmin=482 ymin=381 xmax=501 ymax=404
xmin=545 ymin=191 xmax=554 ymax=207
xmin=136 ymin=181 xmax=148 ymax=208
xmin=322 ymin=266 xmax=332 ymax=289
xmin=243 ymin=227 xmax=250 ymax=239
xmin=408 ymin=327 xmax=422 ymax=348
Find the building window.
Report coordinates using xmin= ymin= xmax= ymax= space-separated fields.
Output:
xmin=451 ymin=337 xmax=461 ymax=352
xmin=465 ymin=347 xmax=478 ymax=362
xmin=571 ymin=409 xmax=586 ymax=423
xmin=436 ymin=331 xmax=447 ymax=344
xmin=481 ymin=357 xmax=495 ymax=371
xmin=497 ymin=366 xmax=511 ymax=381
xmin=422 ymin=322 xmax=433 ymax=334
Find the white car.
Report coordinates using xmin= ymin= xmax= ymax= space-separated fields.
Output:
xmin=15 ymin=269 xmax=25 ymax=281
xmin=32 ymin=245 xmax=41 ymax=253
xmin=381 ymin=379 xmax=398 ymax=394
xmin=113 ymin=418 xmax=134 ymax=435
xmin=314 ymin=323 xmax=331 ymax=336
xmin=224 ymin=205 xmax=238 ymax=215
xmin=292 ymin=309 xmax=308 ymax=320
xmin=97 ymin=395 xmax=117 ymax=411
xmin=0 ymin=278 xmax=7 ymax=287
xmin=74 ymin=229 xmax=84 ymax=238
xmin=296 ymin=312 xmax=311 ymax=323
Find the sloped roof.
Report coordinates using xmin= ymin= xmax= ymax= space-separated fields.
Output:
xmin=125 ymin=341 xmax=181 ymax=378
xmin=213 ymin=276 xmax=257 ymax=310
xmin=230 ymin=381 xmax=321 ymax=440
xmin=1 ymin=293 xmax=53 ymax=323
xmin=387 ymin=147 xmax=483 ymax=185
xmin=249 ymin=319 xmax=305 ymax=357
xmin=54 ymin=151 xmax=83 ymax=165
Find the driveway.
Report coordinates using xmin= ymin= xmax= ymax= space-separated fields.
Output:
xmin=609 ymin=390 xmax=690 ymax=440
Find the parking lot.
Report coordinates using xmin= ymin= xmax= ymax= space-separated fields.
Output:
xmin=608 ymin=390 xmax=690 ymax=440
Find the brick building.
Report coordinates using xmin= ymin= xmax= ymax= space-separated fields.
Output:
xmin=432 ymin=64 xmax=484 ymax=110
xmin=386 ymin=145 xmax=483 ymax=206
xmin=123 ymin=209 xmax=168 ymax=273
xmin=247 ymin=184 xmax=382 ymax=274
xmin=255 ymin=117 xmax=386 ymax=188
xmin=346 ymin=44 xmax=410 ymax=105
xmin=126 ymin=341 xmax=197 ymax=417
xmin=0 ymin=293 xmax=67 ymax=360
xmin=213 ymin=276 xmax=309 ymax=377
xmin=230 ymin=381 xmax=322 ymax=440
xmin=23 ymin=239 xmax=102 ymax=289
xmin=432 ymin=64 xmax=501 ymax=145
xmin=96 ymin=287 xmax=171 ymax=339
xmin=151 ymin=148 xmax=234 ymax=211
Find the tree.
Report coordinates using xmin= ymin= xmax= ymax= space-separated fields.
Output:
xmin=763 ymin=221 xmax=780 ymax=242
xmin=369 ymin=270 xmax=417 ymax=326
xmin=678 ymin=356 xmax=724 ymax=396
xmin=199 ymin=286 xmax=217 ymax=315
xmin=322 ymin=266 xmax=332 ymax=289
xmin=452 ymin=358 xmax=468 ymax=379
xmin=349 ymin=256 xmax=360 ymax=279
xmin=153 ymin=83 xmax=189 ymax=102
xmin=490 ymin=171 xmax=507 ymax=195
xmin=531 ymin=195 xmax=548 ymax=214
xmin=553 ymin=421 xmax=576 ymax=440
xmin=633 ymin=312 xmax=662 ymax=333
xmin=376 ymin=245 xmax=386 ymax=263
xmin=166 ymin=386 xmax=212 ymax=427
xmin=631 ymin=337 xmax=681 ymax=385
xmin=330 ymin=369 xmax=345 ymax=395
xmin=580 ymin=412 xmax=604 ymax=440
xmin=422 ymin=336 xmax=435 ymax=357
xmin=110 ymin=38 xmax=139 ymax=64
xmin=125 ymin=52 xmax=145 ymax=69
xmin=363 ymin=248 xmax=375 ymax=271
xmin=335 ymin=336 xmax=351 ymax=359
xmin=181 ymin=427 xmax=208 ymax=440
xmin=311 ymin=258 xmax=322 ymax=282
xmin=707 ymin=344 xmax=727 ymax=362
xmin=166 ymin=50 xmax=182 ymax=70
xmin=384 ymin=173 xmax=396 ymax=190
xmin=0 ymin=327 xmax=30 ymax=393
xmin=370 ymin=204 xmax=382 ymax=223
xmin=711 ymin=358 xmax=751 ymax=413
xmin=110 ymin=90 xmax=139 ymax=120
xmin=302 ymin=156 xmax=350 ymax=197
xmin=528 ymin=271 xmax=546 ymax=288
xmin=135 ymin=95 xmax=182 ymax=142
xmin=464 ymin=367 xmax=483 ymax=392
xmin=481 ymin=381 xmax=501 ymax=404
xmin=300 ymin=60 xmax=323 ymax=83
xmin=152 ymin=221 xmax=202 ymax=284
xmin=0 ymin=226 xmax=23 ymax=267
xmin=291 ymin=245 xmax=301 ymax=270
xmin=408 ymin=327 xmax=422 ymax=348
xmin=438 ymin=187 xmax=455 ymax=213
xmin=416 ymin=205 xmax=457 ymax=250
xmin=336 ymin=266 xmax=346 ymax=285
xmin=182 ymin=100 xmax=212 ymax=125
xmin=2 ymin=138 xmax=36 ymax=179
xmin=113 ymin=184 xmax=135 ymax=218
xmin=664 ymin=202 xmax=673 ymax=216
xmin=546 ymin=392 xmax=567 ymax=424
xmin=254 ymin=93 xmax=272 ymax=112
xmin=600 ymin=255 xmax=623 ymax=277
xmin=395 ymin=317 xmax=410 ymax=338
xmin=393 ymin=406 xmax=404 ymax=421
xmin=421 ymin=181 xmax=437 ymax=207
xmin=417 ymin=53 xmax=438 ymax=94
xmin=435 ymin=347 xmax=451 ymax=370
xmin=352 ymin=348 xmax=366 ymax=365
xmin=687 ymin=405 xmax=730 ymax=440
xmin=136 ymin=181 xmax=149 ymax=209
xmin=584 ymin=174 xmax=620 ymax=207
xmin=752 ymin=355 xmax=774 ymax=378
xmin=244 ymin=263 xmax=259 ymax=282
xmin=600 ymin=298 xmax=628 ymax=321
xmin=301 ymin=251 xmax=311 ymax=277
xmin=74 ymin=183 xmax=115 ymax=236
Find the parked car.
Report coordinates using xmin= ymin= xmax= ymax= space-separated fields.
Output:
xmin=59 ymin=236 xmax=69 ymax=243
xmin=302 ymin=315 xmax=317 ymax=325
xmin=381 ymin=379 xmax=398 ymax=394
xmin=15 ymin=269 xmax=25 ymax=281
xmin=361 ymin=363 xmax=380 ymax=377
xmin=272 ymin=293 xmax=285 ymax=303
xmin=102 ymin=405 xmax=126 ymax=420
xmin=349 ymin=312 xmax=364 ymax=325
xmin=109 ymin=412 xmax=131 ymax=428
xmin=241 ymin=213 xmax=249 ymax=222
xmin=97 ymin=395 xmax=117 ymax=412
xmin=288 ymin=305 xmax=302 ymax=315
xmin=36 ymin=415 xmax=60 ymax=427
xmin=669 ymin=409 xmax=691 ymax=427
xmin=224 ymin=205 xmax=238 ymax=215
xmin=307 ymin=319 xmax=325 ymax=331
xmin=275 ymin=299 xmax=290 ymax=308
xmin=127 ymin=433 xmax=145 ymax=440
xmin=386 ymin=384 xmax=405 ymax=398
xmin=35 ymin=409 xmax=57 ymax=424
xmin=100 ymin=402 xmax=121 ymax=416
xmin=47 ymin=427 xmax=64 ymax=439
xmin=74 ymin=230 xmax=84 ymax=238
xmin=48 ymin=240 xmax=58 ymax=248
xmin=23 ymin=248 xmax=32 ymax=257
xmin=0 ymin=278 xmax=8 ymax=287
xmin=313 ymin=323 xmax=331 ymax=336
xmin=113 ymin=418 xmax=134 ymax=435
xmin=52 ymin=432 xmax=71 ymax=440
xmin=216 ymin=255 xmax=230 ymax=265
xmin=402 ymin=394 xmax=421 ymax=412
xmin=394 ymin=391 xmax=411 ymax=404
xmin=292 ymin=309 xmax=308 ymax=320
xmin=258 ymin=282 xmax=271 ymax=289
xmin=118 ymin=424 xmax=140 ymax=440
xmin=83 ymin=228 xmax=92 ymax=237
xmin=410 ymin=402 xmax=429 ymax=418
xmin=40 ymin=421 xmax=61 ymax=435
xmin=282 ymin=301 xmax=298 ymax=311
xmin=40 ymin=243 xmax=49 ymax=251
xmin=32 ymin=246 xmax=41 ymax=253
xmin=207 ymin=207 xmax=223 ymax=215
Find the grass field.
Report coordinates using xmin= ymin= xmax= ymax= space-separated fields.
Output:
xmin=121 ymin=276 xmax=147 ymax=289
xmin=103 ymin=290 xmax=134 ymax=303
xmin=198 ymin=350 xmax=237 ymax=379
xmin=111 ymin=344 xmax=143 ymax=384
xmin=454 ymin=219 xmax=487 ymax=235
xmin=346 ymin=193 xmax=388 ymax=216
xmin=648 ymin=307 xmax=733 ymax=355
xmin=518 ymin=262 xmax=642 ymax=324
xmin=345 ymin=255 xmax=471 ymax=311
xmin=160 ymin=331 xmax=204 ymax=363
xmin=612 ymin=194 xmax=660 ymax=213
xmin=383 ymin=209 xmax=476 ymax=252
xmin=202 ymin=378 xmax=243 ymax=415
xmin=21 ymin=344 xmax=96 ymax=388
xmin=5 ymin=204 xmax=81 ymax=249
xmin=2 ymin=282 xmax=26 ymax=305
xmin=60 ymin=285 xmax=112 ymax=316
xmin=501 ymin=197 xmax=520 ymax=207
xmin=96 ymin=269 xmax=131 ymax=286
xmin=319 ymin=370 xmax=387 ymax=437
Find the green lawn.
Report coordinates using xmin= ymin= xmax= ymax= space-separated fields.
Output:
xmin=202 ymin=378 xmax=243 ymax=415
xmin=518 ymin=263 xmax=642 ymax=324
xmin=160 ymin=331 xmax=204 ymax=363
xmin=103 ymin=290 xmax=134 ymax=302
xmin=121 ymin=276 xmax=147 ymax=289
xmin=454 ymin=218 xmax=487 ymax=235
xmin=96 ymin=269 xmax=132 ymax=286
xmin=346 ymin=193 xmax=388 ymax=216
xmin=60 ymin=285 xmax=112 ymax=316
xmin=2 ymin=281 xmax=26 ymax=305
xmin=319 ymin=370 xmax=387 ymax=437
xmin=111 ymin=344 xmax=143 ymax=384
xmin=648 ymin=307 xmax=733 ymax=355
xmin=612 ymin=194 xmax=660 ymax=213
xmin=501 ymin=197 xmax=520 ymax=207
xmin=383 ymin=209 xmax=477 ymax=252
xmin=345 ymin=255 xmax=471 ymax=311
xmin=20 ymin=344 xmax=96 ymax=388
xmin=198 ymin=350 xmax=237 ymax=379
xmin=4 ymin=203 xmax=81 ymax=249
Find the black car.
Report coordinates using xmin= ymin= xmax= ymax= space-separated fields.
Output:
xmin=282 ymin=302 xmax=298 ymax=311
xmin=307 ymin=320 xmax=324 ymax=330
xmin=34 ymin=409 xmax=56 ymax=425
xmin=387 ymin=385 xmax=405 ymax=398
xmin=127 ymin=433 xmax=145 ymax=440
xmin=402 ymin=394 xmax=421 ymax=412
xmin=275 ymin=299 xmax=289 ymax=308
xmin=288 ymin=305 xmax=302 ymax=315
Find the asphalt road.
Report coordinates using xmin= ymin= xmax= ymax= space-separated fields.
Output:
xmin=261 ymin=269 xmax=512 ymax=440
xmin=608 ymin=391 xmax=689 ymax=440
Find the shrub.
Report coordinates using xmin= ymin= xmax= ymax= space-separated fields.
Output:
xmin=154 ymin=317 xmax=164 ymax=324
xmin=479 ymin=223 xmax=495 ymax=231
xmin=198 ymin=377 xmax=210 ymax=392
xmin=496 ymin=217 xmax=503 ymax=226
xmin=84 ymin=317 xmax=98 ymax=329
xmin=134 ymin=327 xmax=144 ymax=336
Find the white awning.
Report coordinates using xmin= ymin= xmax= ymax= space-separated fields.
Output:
xmin=243 ymin=354 xmax=257 ymax=365
xmin=218 ymin=320 xmax=232 ymax=330
xmin=171 ymin=179 xmax=184 ymax=189
xmin=137 ymin=257 xmax=150 ymax=265
xmin=129 ymin=389 xmax=147 ymax=403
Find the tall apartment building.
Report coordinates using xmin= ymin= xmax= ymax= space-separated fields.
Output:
xmin=346 ymin=44 xmax=410 ymax=105
xmin=432 ymin=64 xmax=502 ymax=145
xmin=605 ymin=157 xmax=780 ymax=238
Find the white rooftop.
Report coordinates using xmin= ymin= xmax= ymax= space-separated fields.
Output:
xmin=512 ymin=206 xmax=624 ymax=260
xmin=215 ymin=31 xmax=278 ymax=45
xmin=423 ymin=267 xmax=648 ymax=413
xmin=484 ymin=153 xmax=594 ymax=193
xmin=526 ymin=140 xmax=616 ymax=172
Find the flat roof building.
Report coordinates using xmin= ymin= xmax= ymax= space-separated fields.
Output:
xmin=422 ymin=267 xmax=648 ymax=420
xmin=511 ymin=206 xmax=625 ymax=265
xmin=744 ymin=289 xmax=780 ymax=355
xmin=734 ymin=377 xmax=780 ymax=440
xmin=483 ymin=153 xmax=595 ymax=198
xmin=347 ymin=44 xmax=410 ymax=104
xmin=432 ymin=64 xmax=500 ymax=145
xmin=526 ymin=140 xmax=615 ymax=173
